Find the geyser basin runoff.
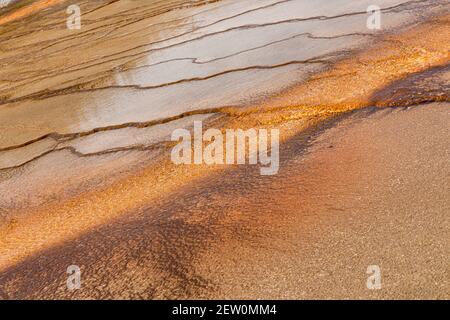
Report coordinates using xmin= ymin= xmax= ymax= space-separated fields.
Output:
xmin=0 ymin=0 xmax=449 ymax=299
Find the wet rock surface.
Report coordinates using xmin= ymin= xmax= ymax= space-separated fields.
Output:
xmin=0 ymin=0 xmax=449 ymax=299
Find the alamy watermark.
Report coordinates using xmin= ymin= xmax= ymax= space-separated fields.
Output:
xmin=171 ymin=121 xmax=280 ymax=176
xmin=366 ymin=265 xmax=382 ymax=290
xmin=367 ymin=5 xmax=382 ymax=30
xmin=0 ymin=0 xmax=11 ymax=9
xmin=67 ymin=265 xmax=81 ymax=290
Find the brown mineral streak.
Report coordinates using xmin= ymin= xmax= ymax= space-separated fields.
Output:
xmin=0 ymin=0 xmax=64 ymax=25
